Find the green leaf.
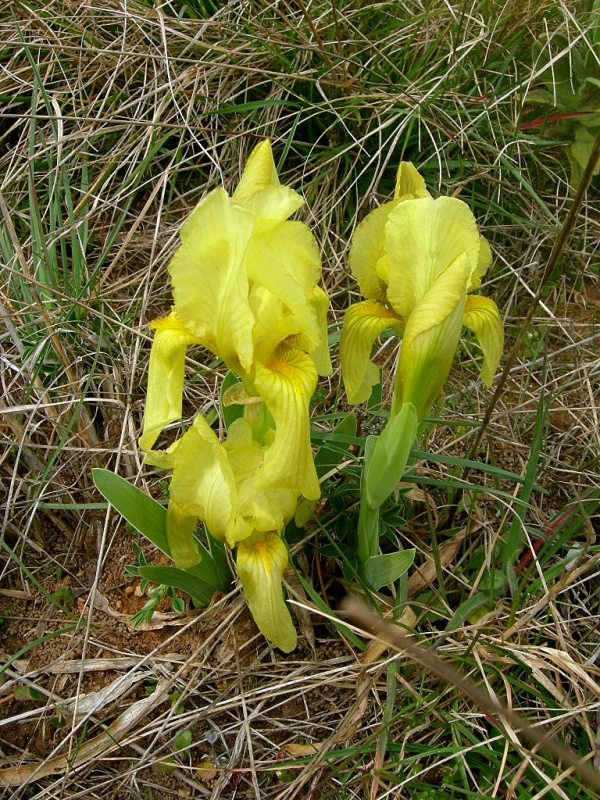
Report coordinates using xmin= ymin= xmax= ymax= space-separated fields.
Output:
xmin=171 ymin=597 xmax=186 ymax=614
xmin=366 ymin=402 xmax=418 ymax=509
xmin=446 ymin=592 xmax=490 ymax=632
xmin=362 ymin=549 xmax=415 ymax=591
xmin=14 ymin=685 xmax=45 ymax=702
xmin=137 ymin=564 xmax=218 ymax=606
xmin=568 ymin=124 xmax=600 ymax=191
xmin=207 ymin=536 xmax=232 ymax=589
xmin=314 ymin=411 xmax=357 ymax=478
xmin=173 ymin=729 xmax=193 ymax=752
xmin=92 ymin=468 xmax=170 ymax=556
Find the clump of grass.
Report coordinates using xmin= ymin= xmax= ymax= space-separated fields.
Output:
xmin=1 ymin=1 xmax=599 ymax=798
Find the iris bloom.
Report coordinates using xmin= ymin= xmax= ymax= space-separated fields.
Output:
xmin=340 ymin=162 xmax=503 ymax=419
xmin=140 ymin=140 xmax=331 ymax=651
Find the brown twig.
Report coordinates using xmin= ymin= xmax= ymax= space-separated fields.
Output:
xmin=342 ymin=597 xmax=600 ymax=792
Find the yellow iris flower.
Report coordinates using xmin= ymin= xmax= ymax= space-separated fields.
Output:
xmin=340 ymin=162 xmax=503 ymax=419
xmin=139 ymin=140 xmax=331 ymax=651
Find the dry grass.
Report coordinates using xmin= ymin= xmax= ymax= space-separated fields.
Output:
xmin=1 ymin=0 xmax=599 ymax=798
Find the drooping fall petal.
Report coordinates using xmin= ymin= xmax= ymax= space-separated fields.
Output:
xmin=139 ymin=313 xmax=198 ymax=453
xmin=253 ymin=349 xmax=319 ymax=499
xmin=339 ymin=299 xmax=404 ymax=405
xmin=394 ymin=253 xmax=469 ymax=418
xmin=236 ymin=532 xmax=297 ymax=652
xmin=462 ymin=295 xmax=504 ymax=386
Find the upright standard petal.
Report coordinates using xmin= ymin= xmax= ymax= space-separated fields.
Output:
xmin=462 ymin=295 xmax=504 ymax=386
xmin=168 ymin=188 xmax=256 ymax=374
xmin=245 ymin=218 xmax=323 ymax=361
xmin=385 ymin=196 xmax=481 ymax=320
xmin=233 ymin=139 xmax=304 ymax=219
xmin=238 ymin=185 xmax=305 ymax=221
xmin=167 ymin=416 xmax=236 ymax=546
xmin=232 ymin=139 xmax=280 ymax=200
xmin=348 ymin=201 xmax=399 ymax=300
xmin=253 ymin=349 xmax=320 ymax=499
xmin=393 ymin=162 xmax=432 ymax=201
xmin=340 ymin=300 xmax=404 ymax=405
xmin=236 ymin=532 xmax=297 ymax=652
xmin=139 ymin=313 xmax=198 ymax=453
xmin=224 ymin=418 xmax=297 ymax=541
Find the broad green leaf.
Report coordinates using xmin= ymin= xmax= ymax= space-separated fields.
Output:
xmin=92 ymin=468 xmax=170 ymax=555
xmin=366 ymin=402 xmax=418 ymax=509
xmin=363 ymin=549 xmax=415 ymax=591
xmin=137 ymin=564 xmax=219 ymax=606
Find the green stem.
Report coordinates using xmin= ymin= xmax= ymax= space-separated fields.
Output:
xmin=357 ymin=497 xmax=380 ymax=568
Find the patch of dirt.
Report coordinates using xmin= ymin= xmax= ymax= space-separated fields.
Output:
xmin=0 ymin=512 xmax=361 ymax=800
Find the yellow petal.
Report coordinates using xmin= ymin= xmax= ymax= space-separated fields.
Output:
xmin=223 ymin=418 xmax=297 ymax=543
xmin=168 ymin=188 xmax=256 ymax=374
xmin=165 ymin=501 xmax=202 ymax=568
xmin=462 ymin=295 xmax=504 ymax=386
xmin=238 ymin=185 xmax=304 ymax=221
xmin=339 ymin=300 xmax=404 ymax=405
xmin=393 ymin=162 xmax=432 ymax=200
xmin=222 ymin=383 xmax=262 ymax=407
xmin=233 ymin=140 xmax=303 ymax=219
xmin=168 ymin=416 xmax=236 ymax=544
xmin=232 ymin=140 xmax=279 ymax=200
xmin=139 ymin=313 xmax=198 ymax=453
xmin=253 ymin=349 xmax=319 ymax=499
xmin=240 ymin=485 xmax=297 ymax=536
xmin=467 ymin=235 xmax=493 ymax=292
xmin=143 ymin=437 xmax=180 ymax=469
xmin=245 ymin=219 xmax=323 ymax=362
xmin=385 ymin=196 xmax=481 ymax=320
xmin=348 ymin=200 xmax=400 ymax=300
xmin=308 ymin=285 xmax=332 ymax=376
xmin=394 ymin=253 xmax=469 ymax=419
xmin=236 ymin=532 xmax=297 ymax=652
